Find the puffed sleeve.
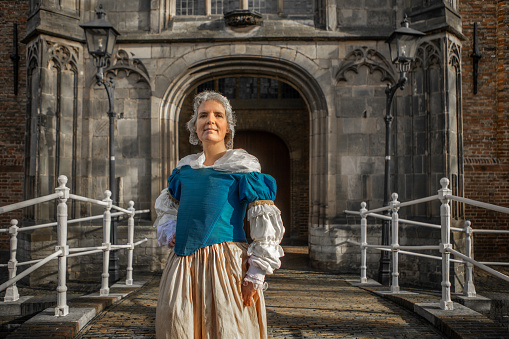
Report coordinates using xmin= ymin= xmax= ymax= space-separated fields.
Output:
xmin=240 ymin=173 xmax=285 ymax=289
xmin=167 ymin=168 xmax=182 ymax=202
xmin=153 ymin=168 xmax=180 ymax=247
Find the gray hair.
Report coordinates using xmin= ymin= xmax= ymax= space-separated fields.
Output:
xmin=186 ymin=91 xmax=236 ymax=149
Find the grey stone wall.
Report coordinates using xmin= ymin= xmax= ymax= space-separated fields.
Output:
xmin=87 ymin=66 xmax=152 ymax=212
xmin=337 ymin=0 xmax=393 ymax=31
xmin=100 ymin=1 xmax=151 ymax=32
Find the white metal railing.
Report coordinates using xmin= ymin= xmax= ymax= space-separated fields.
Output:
xmin=0 ymin=175 xmax=149 ymax=316
xmin=344 ymin=177 xmax=509 ymax=310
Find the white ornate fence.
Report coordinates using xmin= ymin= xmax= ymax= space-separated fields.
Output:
xmin=344 ymin=177 xmax=509 ymax=310
xmin=0 ymin=175 xmax=149 ymax=316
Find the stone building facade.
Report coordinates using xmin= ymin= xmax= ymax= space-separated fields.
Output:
xmin=0 ymin=0 xmax=487 ymax=289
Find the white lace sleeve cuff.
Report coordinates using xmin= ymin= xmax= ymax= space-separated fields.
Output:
xmin=246 ymin=202 xmax=285 ymax=275
xmin=243 ymin=265 xmax=268 ymax=290
xmin=157 ymin=219 xmax=177 ymax=247
xmin=154 ymin=188 xmax=179 ymax=247
xmin=154 ymin=188 xmax=179 ymax=227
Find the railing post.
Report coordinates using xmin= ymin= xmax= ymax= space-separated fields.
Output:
xmin=126 ymin=201 xmax=135 ymax=285
xmin=4 ymin=219 xmax=20 ymax=302
xmin=438 ymin=177 xmax=453 ymax=310
xmin=463 ymin=221 xmax=476 ymax=297
xmin=360 ymin=202 xmax=368 ymax=283
xmin=390 ymin=193 xmax=400 ymax=293
xmin=55 ymin=175 xmax=70 ymax=316
xmin=101 ymin=190 xmax=112 ymax=296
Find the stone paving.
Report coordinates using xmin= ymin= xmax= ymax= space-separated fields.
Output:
xmin=265 ymin=247 xmax=446 ymax=338
xmin=2 ymin=246 xmax=509 ymax=338
xmin=72 ymin=246 xmax=447 ymax=339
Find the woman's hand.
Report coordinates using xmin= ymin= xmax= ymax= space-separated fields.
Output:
xmin=241 ymin=281 xmax=257 ymax=307
xmin=168 ymin=234 xmax=176 ymax=248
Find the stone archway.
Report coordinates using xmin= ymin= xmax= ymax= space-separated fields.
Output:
xmin=154 ymin=48 xmax=330 ymax=239
xmin=176 ymin=76 xmax=309 ymax=242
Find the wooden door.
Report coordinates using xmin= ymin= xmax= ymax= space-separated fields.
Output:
xmin=234 ymin=131 xmax=291 ymax=241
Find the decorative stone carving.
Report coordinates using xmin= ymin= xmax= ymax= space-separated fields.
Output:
xmin=224 ymin=10 xmax=262 ymax=27
xmin=105 ymin=49 xmax=151 ymax=86
xmin=47 ymin=42 xmax=79 ymax=72
xmin=27 ymin=38 xmax=42 ymax=69
xmin=448 ymin=39 xmax=461 ymax=69
xmin=336 ymin=47 xmax=395 ymax=83
xmin=414 ymin=40 xmax=441 ymax=69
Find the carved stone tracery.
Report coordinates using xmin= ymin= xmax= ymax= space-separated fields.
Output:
xmin=414 ymin=40 xmax=441 ymax=70
xmin=448 ymin=39 xmax=461 ymax=70
xmin=27 ymin=38 xmax=42 ymax=70
xmin=105 ymin=49 xmax=151 ymax=87
xmin=47 ymin=42 xmax=79 ymax=72
xmin=336 ymin=47 xmax=395 ymax=84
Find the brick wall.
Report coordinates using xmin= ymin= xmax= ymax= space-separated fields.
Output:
xmin=460 ymin=0 xmax=509 ymax=260
xmin=0 ymin=1 xmax=28 ymax=247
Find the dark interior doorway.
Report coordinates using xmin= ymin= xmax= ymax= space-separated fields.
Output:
xmin=234 ymin=131 xmax=291 ymax=242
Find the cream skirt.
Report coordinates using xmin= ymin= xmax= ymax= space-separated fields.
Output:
xmin=156 ymin=242 xmax=267 ymax=339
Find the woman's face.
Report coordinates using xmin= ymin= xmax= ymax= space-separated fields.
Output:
xmin=195 ymin=100 xmax=228 ymax=147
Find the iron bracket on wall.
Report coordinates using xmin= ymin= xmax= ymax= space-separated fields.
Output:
xmin=9 ymin=23 xmax=20 ymax=96
xmin=471 ymin=22 xmax=482 ymax=95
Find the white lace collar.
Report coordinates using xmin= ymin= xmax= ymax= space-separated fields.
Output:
xmin=176 ymin=149 xmax=261 ymax=173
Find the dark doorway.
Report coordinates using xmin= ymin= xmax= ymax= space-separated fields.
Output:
xmin=234 ymin=131 xmax=291 ymax=242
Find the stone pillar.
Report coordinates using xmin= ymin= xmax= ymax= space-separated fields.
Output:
xmin=23 ymin=37 xmax=80 ymax=286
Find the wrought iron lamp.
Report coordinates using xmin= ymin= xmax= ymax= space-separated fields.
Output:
xmin=378 ymin=16 xmax=424 ymax=285
xmin=80 ymin=4 xmax=121 ymax=282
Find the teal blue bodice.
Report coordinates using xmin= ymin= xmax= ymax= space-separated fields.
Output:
xmin=168 ymin=166 xmax=277 ymax=256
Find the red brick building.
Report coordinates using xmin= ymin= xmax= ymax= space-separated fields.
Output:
xmin=0 ymin=0 xmax=28 ymax=246
xmin=460 ymin=0 xmax=509 ymax=260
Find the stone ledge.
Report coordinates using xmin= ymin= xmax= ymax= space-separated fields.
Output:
xmin=455 ymin=294 xmax=491 ymax=313
xmin=345 ymin=277 xmax=381 ymax=287
xmin=25 ymin=306 xmax=96 ymax=329
xmin=354 ymin=282 xmax=509 ymax=338
xmin=0 ymin=296 xmax=34 ymax=316
xmin=1 ymin=280 xmax=147 ymax=338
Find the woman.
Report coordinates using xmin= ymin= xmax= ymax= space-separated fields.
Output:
xmin=154 ymin=90 xmax=285 ymax=338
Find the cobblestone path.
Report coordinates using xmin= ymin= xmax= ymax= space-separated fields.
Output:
xmin=76 ymin=247 xmax=446 ymax=338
